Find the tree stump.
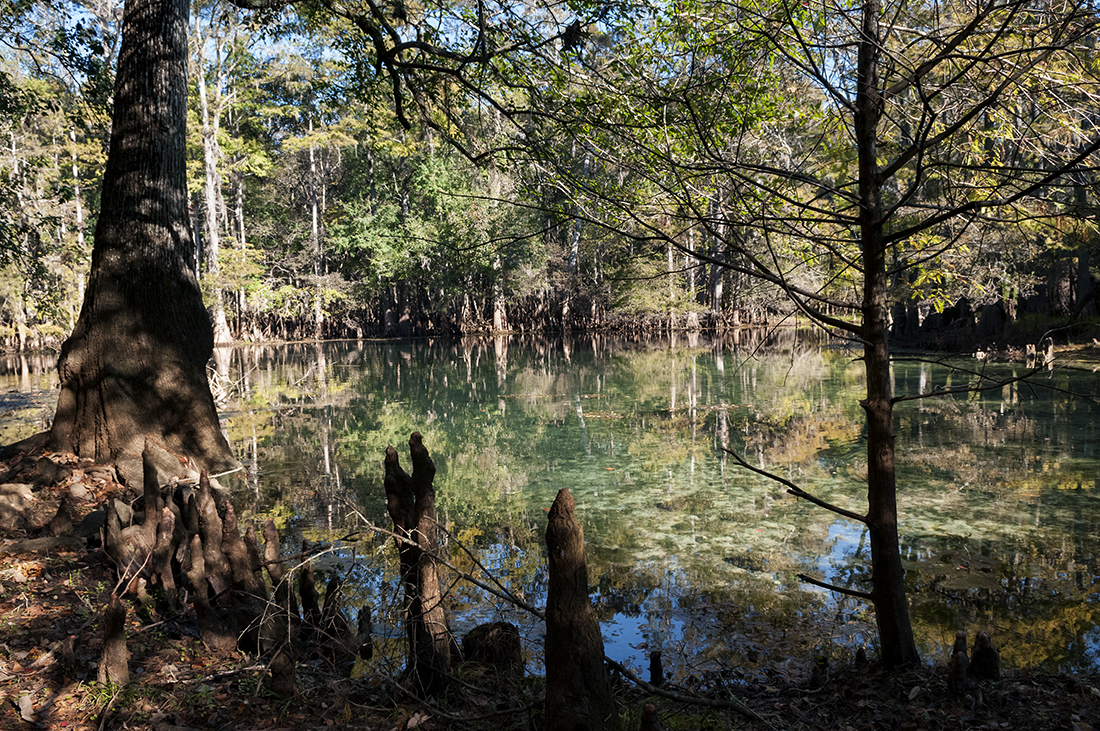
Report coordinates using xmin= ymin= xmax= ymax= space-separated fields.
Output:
xmin=463 ymin=621 xmax=522 ymax=677
xmin=544 ymin=487 xmax=619 ymax=731
xmin=98 ymin=594 xmax=129 ymax=685
xmin=383 ymin=433 xmax=453 ymax=697
xmin=261 ymin=520 xmax=298 ymax=692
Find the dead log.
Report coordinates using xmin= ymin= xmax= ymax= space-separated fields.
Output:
xmin=545 ymin=487 xmax=620 ymax=731
xmin=98 ymin=595 xmax=129 ymax=685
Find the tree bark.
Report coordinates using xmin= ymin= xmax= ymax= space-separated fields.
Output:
xmin=544 ymin=487 xmax=619 ymax=731
xmin=47 ymin=0 xmax=238 ymax=484
xmin=855 ymin=0 xmax=919 ymax=669
xmin=185 ymin=533 xmax=237 ymax=652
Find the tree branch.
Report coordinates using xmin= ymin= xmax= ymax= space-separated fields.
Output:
xmin=721 ymin=447 xmax=868 ymax=525
xmin=890 ymin=360 xmax=1046 ymax=404
xmin=796 ymin=573 xmax=873 ymax=600
xmin=604 ymin=658 xmax=776 ymax=727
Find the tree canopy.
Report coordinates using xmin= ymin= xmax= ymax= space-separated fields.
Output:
xmin=3 ymin=0 xmax=1100 ymax=667
xmin=2 ymin=0 xmax=1097 ymax=346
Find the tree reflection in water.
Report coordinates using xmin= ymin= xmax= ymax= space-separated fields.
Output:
xmin=3 ymin=333 xmax=1099 ymax=676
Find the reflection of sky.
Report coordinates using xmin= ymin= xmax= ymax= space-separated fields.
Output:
xmin=1081 ymin=628 xmax=1100 ymax=673
xmin=600 ymin=611 xmax=687 ymax=677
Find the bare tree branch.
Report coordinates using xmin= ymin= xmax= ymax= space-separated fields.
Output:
xmin=721 ymin=447 xmax=868 ymax=525
xmin=796 ymin=573 xmax=873 ymax=600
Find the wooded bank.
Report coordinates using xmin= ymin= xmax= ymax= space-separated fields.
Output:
xmin=4 ymin=0 xmax=1100 ymax=353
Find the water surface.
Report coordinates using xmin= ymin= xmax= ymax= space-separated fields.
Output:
xmin=5 ymin=334 xmax=1100 ymax=680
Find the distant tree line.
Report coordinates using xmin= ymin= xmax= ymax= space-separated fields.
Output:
xmin=0 ymin=0 xmax=1097 ymax=352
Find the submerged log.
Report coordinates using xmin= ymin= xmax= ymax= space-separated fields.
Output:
xmin=544 ymin=487 xmax=619 ymax=731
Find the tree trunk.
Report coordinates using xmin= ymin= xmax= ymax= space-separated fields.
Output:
xmin=855 ymin=0 xmax=919 ymax=669
xmin=47 ymin=0 xmax=238 ymax=484
xmin=544 ymin=487 xmax=619 ymax=731
xmin=492 ymin=255 xmax=508 ymax=332
xmin=69 ymin=127 xmax=87 ymax=322
xmin=196 ymin=41 xmax=232 ymax=346
xmin=309 ymin=117 xmax=324 ymax=341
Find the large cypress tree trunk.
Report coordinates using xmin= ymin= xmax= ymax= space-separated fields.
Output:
xmin=47 ymin=0 xmax=238 ymax=481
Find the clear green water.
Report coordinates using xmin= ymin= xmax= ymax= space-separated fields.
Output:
xmin=4 ymin=334 xmax=1100 ymax=680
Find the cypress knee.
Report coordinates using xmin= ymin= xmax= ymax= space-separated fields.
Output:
xmin=544 ymin=487 xmax=619 ymax=731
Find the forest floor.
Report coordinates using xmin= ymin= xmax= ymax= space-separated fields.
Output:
xmin=2 ymin=458 xmax=1100 ymax=731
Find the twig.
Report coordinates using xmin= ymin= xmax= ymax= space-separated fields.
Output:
xmin=342 ymin=501 xmax=546 ymax=620
xmin=605 ymin=658 xmax=780 ymax=729
xmin=389 ymin=676 xmax=540 ymax=722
